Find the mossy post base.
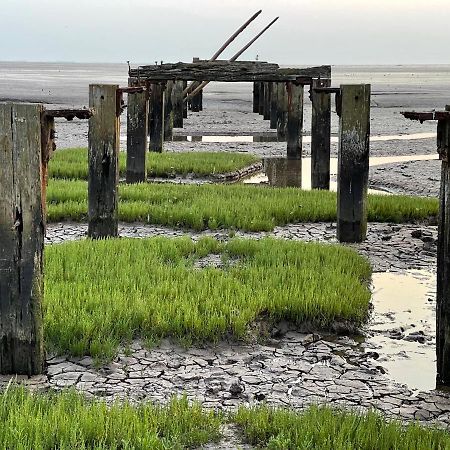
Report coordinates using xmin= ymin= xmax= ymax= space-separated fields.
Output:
xmin=337 ymin=84 xmax=371 ymax=243
xmin=286 ymin=82 xmax=304 ymax=160
xmin=0 ymin=103 xmax=45 ymax=375
xmin=172 ymin=80 xmax=184 ymax=128
xmin=252 ymin=81 xmax=260 ymax=113
xmin=88 ymin=84 xmax=119 ymax=239
xmin=126 ymin=88 xmax=148 ymax=183
xmin=276 ymin=82 xmax=288 ymax=141
xmin=311 ymin=78 xmax=332 ymax=190
xmin=149 ymin=83 xmax=165 ymax=152
xmin=437 ymin=106 xmax=450 ymax=387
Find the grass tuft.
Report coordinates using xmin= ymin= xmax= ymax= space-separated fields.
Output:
xmin=48 ymin=148 xmax=260 ymax=179
xmin=234 ymin=404 xmax=450 ymax=449
xmin=46 ymin=179 xmax=438 ymax=231
xmin=44 ymin=237 xmax=371 ymax=359
xmin=0 ymin=386 xmax=221 ymax=449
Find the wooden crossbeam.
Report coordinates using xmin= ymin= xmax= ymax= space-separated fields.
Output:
xmin=402 ymin=111 xmax=450 ymax=122
xmin=129 ymin=62 xmax=331 ymax=83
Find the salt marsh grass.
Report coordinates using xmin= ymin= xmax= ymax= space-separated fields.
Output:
xmin=0 ymin=386 xmax=221 ymax=449
xmin=44 ymin=237 xmax=371 ymax=358
xmin=46 ymin=179 xmax=438 ymax=231
xmin=234 ymin=405 xmax=450 ymax=449
xmin=48 ymin=148 xmax=259 ymax=179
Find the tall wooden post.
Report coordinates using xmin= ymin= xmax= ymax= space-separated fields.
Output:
xmin=172 ymin=80 xmax=184 ymax=128
xmin=88 ymin=84 xmax=119 ymax=238
xmin=149 ymin=82 xmax=165 ymax=152
xmin=263 ymin=82 xmax=271 ymax=120
xmin=276 ymin=82 xmax=288 ymax=140
xmin=270 ymin=82 xmax=278 ymax=129
xmin=258 ymin=82 xmax=265 ymax=115
xmin=182 ymin=81 xmax=188 ymax=119
xmin=164 ymin=81 xmax=174 ymax=141
xmin=253 ymin=82 xmax=260 ymax=113
xmin=311 ymin=78 xmax=332 ymax=190
xmin=286 ymin=82 xmax=304 ymax=160
xmin=126 ymin=89 xmax=148 ymax=183
xmin=337 ymin=84 xmax=371 ymax=243
xmin=0 ymin=103 xmax=45 ymax=375
xmin=436 ymin=105 xmax=450 ymax=387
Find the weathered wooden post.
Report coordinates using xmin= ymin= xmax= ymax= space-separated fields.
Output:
xmin=437 ymin=105 xmax=450 ymax=387
xmin=311 ymin=79 xmax=332 ymax=190
xmin=126 ymin=89 xmax=148 ymax=183
xmin=172 ymin=80 xmax=184 ymax=128
xmin=164 ymin=80 xmax=174 ymax=141
xmin=270 ymin=82 xmax=278 ymax=129
xmin=286 ymin=82 xmax=304 ymax=160
xmin=337 ymin=84 xmax=371 ymax=243
xmin=263 ymin=82 xmax=271 ymax=120
xmin=253 ymin=82 xmax=260 ymax=113
xmin=88 ymin=84 xmax=119 ymax=238
xmin=149 ymin=82 xmax=165 ymax=152
xmin=276 ymin=82 xmax=288 ymax=140
xmin=0 ymin=103 xmax=45 ymax=375
xmin=182 ymin=81 xmax=188 ymax=119
xmin=258 ymin=82 xmax=265 ymax=115
xmin=190 ymin=58 xmax=203 ymax=112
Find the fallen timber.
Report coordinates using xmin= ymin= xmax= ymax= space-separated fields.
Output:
xmin=129 ymin=62 xmax=331 ymax=83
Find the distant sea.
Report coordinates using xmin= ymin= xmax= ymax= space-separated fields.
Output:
xmin=0 ymin=61 xmax=449 ymax=109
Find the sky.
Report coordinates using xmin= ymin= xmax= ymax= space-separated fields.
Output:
xmin=2 ymin=0 xmax=450 ymax=65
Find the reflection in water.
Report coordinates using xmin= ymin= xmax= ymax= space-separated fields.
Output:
xmin=368 ymin=270 xmax=436 ymax=391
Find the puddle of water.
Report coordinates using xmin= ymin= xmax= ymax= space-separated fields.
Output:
xmin=368 ymin=270 xmax=436 ymax=391
xmin=243 ymin=155 xmax=437 ymax=193
xmin=120 ymin=132 xmax=436 ymax=143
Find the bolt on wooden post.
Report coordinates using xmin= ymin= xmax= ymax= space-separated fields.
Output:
xmin=286 ymin=81 xmax=304 ymax=160
xmin=0 ymin=103 xmax=45 ymax=375
xmin=337 ymin=84 xmax=371 ymax=243
xmin=311 ymin=78 xmax=332 ymax=190
xmin=436 ymin=105 xmax=450 ymax=387
xmin=88 ymin=84 xmax=120 ymax=238
xmin=149 ymin=82 xmax=165 ymax=152
xmin=126 ymin=87 xmax=148 ymax=183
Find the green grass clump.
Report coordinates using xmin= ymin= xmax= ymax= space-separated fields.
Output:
xmin=44 ymin=237 xmax=371 ymax=359
xmin=46 ymin=179 xmax=438 ymax=231
xmin=0 ymin=386 xmax=221 ymax=449
xmin=234 ymin=405 xmax=450 ymax=449
xmin=49 ymin=148 xmax=260 ymax=179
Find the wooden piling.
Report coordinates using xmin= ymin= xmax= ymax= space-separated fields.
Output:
xmin=172 ymin=80 xmax=184 ymax=128
xmin=88 ymin=84 xmax=119 ymax=238
xmin=276 ymin=82 xmax=288 ymax=140
xmin=253 ymin=82 xmax=260 ymax=113
xmin=263 ymin=82 xmax=272 ymax=120
xmin=270 ymin=82 xmax=278 ymax=129
xmin=149 ymin=82 xmax=165 ymax=152
xmin=0 ymin=103 xmax=45 ymax=375
xmin=436 ymin=105 xmax=450 ymax=387
xmin=311 ymin=78 xmax=332 ymax=190
xmin=126 ymin=89 xmax=148 ymax=183
xmin=286 ymin=82 xmax=304 ymax=160
xmin=164 ymin=81 xmax=174 ymax=141
xmin=337 ymin=84 xmax=371 ymax=243
xmin=258 ymin=82 xmax=265 ymax=115
xmin=182 ymin=81 xmax=188 ymax=119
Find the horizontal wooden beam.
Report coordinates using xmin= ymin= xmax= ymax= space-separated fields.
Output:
xmin=402 ymin=111 xmax=450 ymax=122
xmin=129 ymin=62 xmax=331 ymax=82
xmin=44 ymin=109 xmax=93 ymax=120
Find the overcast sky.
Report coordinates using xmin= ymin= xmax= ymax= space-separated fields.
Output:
xmin=2 ymin=0 xmax=449 ymax=65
